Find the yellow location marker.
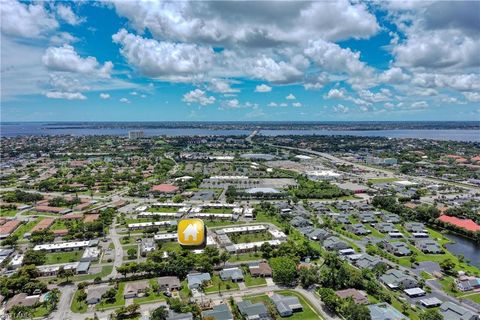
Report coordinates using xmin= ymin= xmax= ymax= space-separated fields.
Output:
xmin=177 ymin=219 xmax=205 ymax=247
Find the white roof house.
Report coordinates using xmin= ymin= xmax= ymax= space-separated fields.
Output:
xmin=34 ymin=240 xmax=90 ymax=252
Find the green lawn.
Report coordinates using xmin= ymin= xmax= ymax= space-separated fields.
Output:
xmin=0 ymin=209 xmax=17 ymax=217
xmin=71 ymin=289 xmax=88 ymax=313
xmin=420 ymin=271 xmax=434 ymax=280
xmin=202 ymin=208 xmax=233 ymax=214
xmin=367 ymin=177 xmax=399 ymax=184
xmin=159 ymin=241 xmax=182 ymax=252
xmin=73 ymin=265 xmax=113 ymax=282
xmin=230 ymin=231 xmax=273 ymax=244
xmin=244 ymin=274 xmax=267 ymax=287
xmin=461 ymin=293 xmax=480 ymax=304
xmin=133 ymin=279 xmax=166 ymax=305
xmin=122 ymin=245 xmax=138 ymax=260
xmin=179 ymin=280 xmax=191 ymax=300
xmin=31 ymin=304 xmax=51 ymax=318
xmin=228 ymin=252 xmax=263 ymax=263
xmin=96 ymin=282 xmax=126 ymax=311
xmin=148 ymin=207 xmax=179 ymax=213
xmin=365 ymin=225 xmax=385 ymax=238
xmin=204 ymin=275 xmax=239 ymax=294
xmin=12 ymin=219 xmax=38 ymax=238
xmin=45 ymin=250 xmax=83 ymax=264
xmin=50 ymin=219 xmax=68 ymax=231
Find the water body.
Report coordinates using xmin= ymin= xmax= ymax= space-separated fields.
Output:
xmin=0 ymin=123 xmax=479 ymax=142
xmin=259 ymin=129 xmax=480 ymax=142
xmin=444 ymin=233 xmax=480 ymax=268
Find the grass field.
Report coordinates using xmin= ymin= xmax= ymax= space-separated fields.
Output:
xmin=230 ymin=231 xmax=273 ymax=244
xmin=71 ymin=289 xmax=88 ymax=313
xmin=244 ymin=274 xmax=267 ymax=287
xmin=461 ymin=293 xmax=480 ymax=304
xmin=159 ymin=241 xmax=182 ymax=252
xmin=202 ymin=208 xmax=233 ymax=214
xmin=148 ymin=207 xmax=179 ymax=213
xmin=122 ymin=245 xmax=138 ymax=260
xmin=228 ymin=252 xmax=263 ymax=263
xmin=367 ymin=177 xmax=399 ymax=184
xmin=204 ymin=275 xmax=239 ymax=294
xmin=45 ymin=250 xmax=83 ymax=264
xmin=0 ymin=209 xmax=17 ymax=217
xmin=96 ymin=282 xmax=126 ymax=311
xmin=12 ymin=219 xmax=38 ymax=238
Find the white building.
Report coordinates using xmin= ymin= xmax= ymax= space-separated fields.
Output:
xmin=34 ymin=240 xmax=91 ymax=252
xmin=128 ymin=130 xmax=144 ymax=139
xmin=306 ymin=170 xmax=342 ymax=181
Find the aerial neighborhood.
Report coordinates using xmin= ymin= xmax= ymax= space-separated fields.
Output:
xmin=0 ymin=133 xmax=479 ymax=320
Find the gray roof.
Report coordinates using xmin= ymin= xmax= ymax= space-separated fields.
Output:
xmin=237 ymin=301 xmax=270 ymax=319
xmin=380 ymin=269 xmax=417 ymax=289
xmin=323 ymin=236 xmax=350 ymax=250
xmin=385 ymin=241 xmax=411 ymax=255
xmin=186 ymin=272 xmax=211 ymax=288
xmin=440 ymin=302 xmax=478 ymax=320
xmin=270 ymin=293 xmax=302 ymax=314
xmin=219 ymin=268 xmax=244 ymax=281
xmin=354 ymin=254 xmax=384 ymax=269
xmin=368 ymin=303 xmax=407 ymax=320
xmin=77 ymin=261 xmax=91 ymax=273
xmin=167 ymin=311 xmax=193 ymax=320
xmin=202 ymin=304 xmax=234 ymax=320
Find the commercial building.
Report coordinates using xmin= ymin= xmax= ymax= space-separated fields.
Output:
xmin=128 ymin=130 xmax=144 ymax=139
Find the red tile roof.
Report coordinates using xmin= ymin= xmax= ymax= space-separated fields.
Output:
xmin=0 ymin=220 xmax=21 ymax=236
xmin=438 ymin=215 xmax=480 ymax=232
xmin=150 ymin=184 xmax=179 ymax=193
xmin=31 ymin=218 xmax=55 ymax=233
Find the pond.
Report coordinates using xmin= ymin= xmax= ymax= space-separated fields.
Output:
xmin=444 ymin=233 xmax=480 ymax=268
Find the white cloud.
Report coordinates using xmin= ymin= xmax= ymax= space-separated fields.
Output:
xmin=42 ymin=44 xmax=113 ymax=78
xmin=221 ymin=99 xmax=241 ymax=109
xmin=358 ymin=89 xmax=391 ymax=103
xmin=279 ymin=102 xmax=288 ymax=107
xmin=112 ymin=29 xmax=214 ymax=81
xmin=268 ymin=102 xmax=278 ymax=107
xmin=207 ymin=79 xmax=239 ymax=93
xmin=100 ymin=93 xmax=110 ymax=99
xmin=111 ymin=0 xmax=379 ymax=47
xmin=292 ymin=102 xmax=302 ymax=107
xmin=255 ymin=84 xmax=272 ymax=92
xmin=45 ymin=91 xmax=86 ymax=100
xmin=410 ymin=101 xmax=429 ymax=109
xmin=248 ymin=55 xmax=305 ymax=84
xmin=56 ymin=4 xmax=84 ymax=26
xmin=333 ymin=104 xmax=349 ymax=113
xmin=119 ymin=97 xmax=131 ymax=104
xmin=463 ymin=92 xmax=480 ymax=102
xmin=130 ymin=91 xmax=138 ymax=96
xmin=182 ymin=89 xmax=215 ymax=106
xmin=286 ymin=93 xmax=296 ymax=100
xmin=379 ymin=67 xmax=410 ymax=84
xmin=325 ymin=88 xmax=346 ymax=99
xmin=0 ymin=0 xmax=58 ymax=38
xmin=49 ymin=32 xmax=78 ymax=45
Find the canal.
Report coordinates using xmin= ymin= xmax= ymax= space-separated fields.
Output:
xmin=444 ymin=233 xmax=480 ymax=268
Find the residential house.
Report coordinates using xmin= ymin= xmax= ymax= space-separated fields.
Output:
xmin=358 ymin=212 xmax=376 ymax=223
xmin=202 ymin=304 xmax=234 ymax=320
xmin=219 ymin=267 xmax=244 ymax=282
xmin=382 ymin=214 xmax=401 ymax=223
xmin=416 ymin=239 xmax=442 ymax=254
xmin=352 ymin=254 xmax=386 ymax=270
xmin=270 ymin=293 xmax=303 ymax=317
xmin=323 ymin=236 xmax=351 ymax=251
xmin=158 ymin=276 xmax=181 ymax=291
xmin=405 ymin=222 xmax=426 ymax=233
xmin=123 ymin=280 xmax=150 ymax=299
xmin=346 ymin=223 xmax=371 ymax=235
xmin=237 ymin=300 xmax=271 ymax=320
xmin=335 ymin=288 xmax=369 ymax=304
xmin=368 ymin=303 xmax=408 ymax=320
xmin=376 ymin=222 xmax=397 ymax=233
xmin=249 ymin=261 xmax=272 ymax=277
xmin=167 ymin=310 xmax=194 ymax=320
xmin=380 ymin=269 xmax=418 ymax=289
xmin=86 ymin=285 xmax=110 ymax=305
xmin=187 ymin=272 xmax=211 ymax=289
xmin=439 ymin=301 xmax=478 ymax=320
xmin=383 ymin=241 xmax=411 ymax=256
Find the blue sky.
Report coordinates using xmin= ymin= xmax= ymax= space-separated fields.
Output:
xmin=1 ymin=0 xmax=479 ymax=121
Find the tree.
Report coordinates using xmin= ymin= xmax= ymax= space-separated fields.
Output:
xmin=151 ymin=306 xmax=168 ymax=320
xmin=298 ymin=267 xmax=319 ymax=288
xmin=23 ymin=250 xmax=46 ymax=266
xmin=9 ymin=305 xmax=33 ymax=320
xmin=318 ymin=288 xmax=341 ymax=312
xmin=269 ymin=257 xmax=297 ymax=286
xmin=341 ymin=299 xmax=372 ymax=320
xmin=47 ymin=288 xmax=60 ymax=311
xmin=440 ymin=259 xmax=456 ymax=276
xmin=419 ymin=309 xmax=443 ymax=320
xmin=127 ymin=248 xmax=137 ymax=259
xmin=102 ymin=288 xmax=117 ymax=303
xmin=57 ymin=266 xmax=74 ymax=283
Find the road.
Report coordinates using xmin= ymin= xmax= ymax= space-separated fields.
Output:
xmin=108 ymin=222 xmax=124 ymax=279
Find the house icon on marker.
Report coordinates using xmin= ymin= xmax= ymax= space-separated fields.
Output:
xmin=183 ymin=223 xmax=198 ymax=241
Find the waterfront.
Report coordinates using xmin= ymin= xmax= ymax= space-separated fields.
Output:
xmin=1 ymin=122 xmax=479 ymax=142
xmin=445 ymin=233 xmax=480 ymax=268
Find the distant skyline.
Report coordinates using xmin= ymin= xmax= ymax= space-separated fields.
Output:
xmin=1 ymin=0 xmax=479 ymax=122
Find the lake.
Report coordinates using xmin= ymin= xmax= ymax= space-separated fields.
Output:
xmin=444 ymin=233 xmax=480 ymax=268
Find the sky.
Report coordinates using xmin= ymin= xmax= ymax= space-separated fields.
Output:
xmin=1 ymin=0 xmax=479 ymax=122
